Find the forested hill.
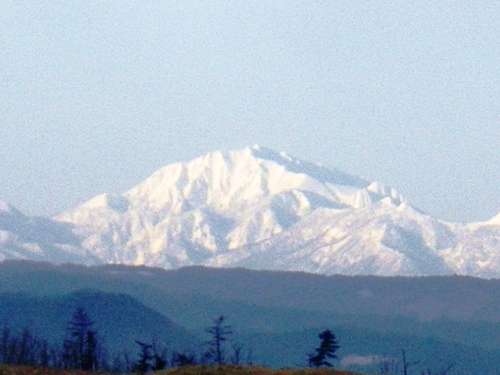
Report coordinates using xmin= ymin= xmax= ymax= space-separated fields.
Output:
xmin=1 ymin=261 xmax=499 ymax=323
xmin=0 ymin=261 xmax=499 ymax=373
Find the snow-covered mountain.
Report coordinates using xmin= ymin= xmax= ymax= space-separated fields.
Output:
xmin=2 ymin=146 xmax=499 ymax=277
xmin=0 ymin=199 xmax=98 ymax=264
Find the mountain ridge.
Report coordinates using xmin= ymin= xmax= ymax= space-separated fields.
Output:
xmin=1 ymin=146 xmax=499 ymax=277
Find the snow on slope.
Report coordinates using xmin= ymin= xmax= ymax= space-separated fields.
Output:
xmin=487 ymin=212 xmax=500 ymax=226
xmin=55 ymin=146 xmax=405 ymax=269
xmin=3 ymin=147 xmax=497 ymax=277
xmin=51 ymin=146 xmax=500 ymax=277
xmin=0 ymin=199 xmax=98 ymax=264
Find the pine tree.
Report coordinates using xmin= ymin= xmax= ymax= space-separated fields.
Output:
xmin=63 ymin=307 xmax=98 ymax=371
xmin=309 ymin=329 xmax=340 ymax=368
xmin=132 ymin=340 xmax=153 ymax=374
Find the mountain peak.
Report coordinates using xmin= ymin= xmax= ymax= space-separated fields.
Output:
xmin=248 ymin=146 xmax=369 ymax=188
xmin=119 ymin=146 xmax=401 ymax=215
xmin=487 ymin=211 xmax=500 ymax=226
xmin=22 ymin=146 xmax=496 ymax=278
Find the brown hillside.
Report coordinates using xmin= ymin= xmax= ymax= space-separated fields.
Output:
xmin=160 ymin=365 xmax=360 ymax=375
xmin=0 ymin=366 xmax=361 ymax=375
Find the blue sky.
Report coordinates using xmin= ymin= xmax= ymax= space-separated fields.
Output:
xmin=1 ymin=1 xmax=499 ymax=223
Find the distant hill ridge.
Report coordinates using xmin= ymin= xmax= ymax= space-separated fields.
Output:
xmin=1 ymin=261 xmax=499 ymax=323
xmin=0 ymin=288 xmax=196 ymax=355
xmin=0 ymin=261 xmax=500 ymax=373
xmin=1 ymin=146 xmax=499 ymax=277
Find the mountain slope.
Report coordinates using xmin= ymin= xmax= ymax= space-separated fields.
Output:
xmin=0 ymin=199 xmax=98 ymax=264
xmin=2 ymin=146 xmax=499 ymax=277
xmin=52 ymin=146 xmax=498 ymax=277
xmin=0 ymin=289 xmax=198 ymax=356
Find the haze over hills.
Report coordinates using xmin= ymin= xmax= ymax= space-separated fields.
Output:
xmin=1 ymin=261 xmax=500 ymax=372
xmin=1 ymin=146 xmax=499 ymax=277
xmin=0 ymin=288 xmax=197 ymax=357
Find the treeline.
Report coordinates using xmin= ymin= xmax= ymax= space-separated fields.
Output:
xmin=0 ymin=308 xmax=110 ymax=371
xmin=0 ymin=312 xmax=174 ymax=372
xmin=0 ymin=309 xmax=339 ymax=373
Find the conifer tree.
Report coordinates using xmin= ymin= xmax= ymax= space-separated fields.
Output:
xmin=63 ymin=307 xmax=98 ymax=371
xmin=309 ymin=329 xmax=340 ymax=368
xmin=133 ymin=340 xmax=153 ymax=374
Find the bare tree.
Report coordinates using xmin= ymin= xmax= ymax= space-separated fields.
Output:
xmin=422 ymin=362 xmax=456 ymax=375
xmin=206 ymin=315 xmax=232 ymax=365
xmin=230 ymin=342 xmax=241 ymax=365
xmin=401 ymin=349 xmax=419 ymax=375
xmin=379 ymin=357 xmax=395 ymax=375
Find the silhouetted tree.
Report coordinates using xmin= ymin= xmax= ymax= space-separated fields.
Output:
xmin=309 ymin=329 xmax=339 ymax=368
xmin=401 ymin=349 xmax=419 ymax=375
xmin=422 ymin=362 xmax=456 ymax=375
xmin=379 ymin=357 xmax=397 ymax=375
xmin=133 ymin=340 xmax=153 ymax=374
xmin=0 ymin=327 xmax=12 ymax=364
xmin=112 ymin=351 xmax=133 ymax=374
xmin=16 ymin=328 xmax=39 ymax=365
xmin=0 ymin=327 xmax=60 ymax=367
xmin=172 ymin=352 xmax=196 ymax=367
xmin=206 ymin=315 xmax=232 ymax=365
xmin=230 ymin=342 xmax=243 ymax=365
xmin=62 ymin=307 xmax=99 ymax=371
xmin=39 ymin=339 xmax=49 ymax=367
xmin=151 ymin=345 xmax=168 ymax=371
xmin=131 ymin=339 xmax=168 ymax=373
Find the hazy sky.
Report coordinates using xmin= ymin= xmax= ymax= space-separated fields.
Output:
xmin=1 ymin=1 xmax=499 ymax=223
